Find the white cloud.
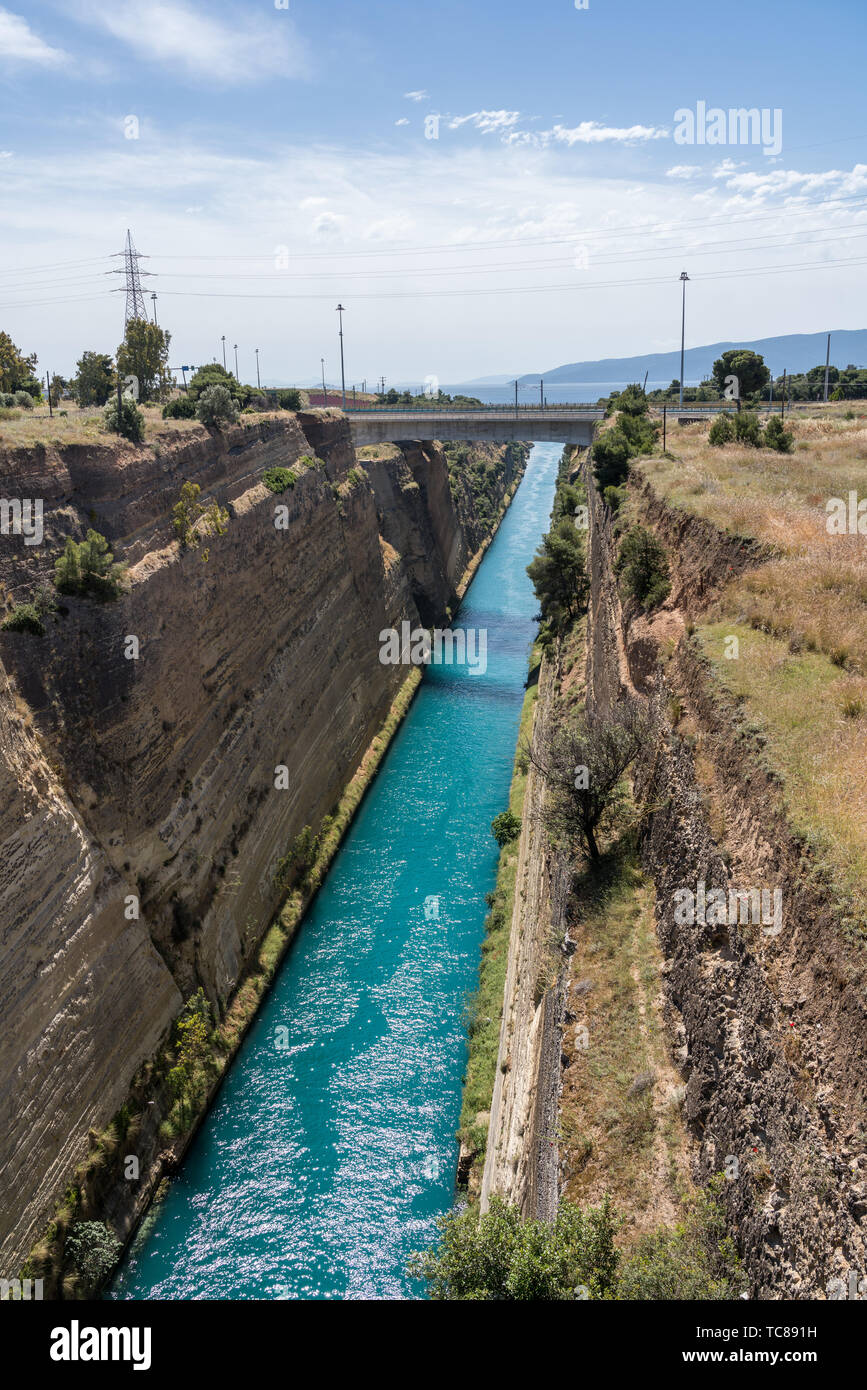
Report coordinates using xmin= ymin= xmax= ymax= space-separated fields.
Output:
xmin=403 ymin=90 xmax=428 ymax=102
xmin=80 ymin=1 xmax=308 ymax=84
xmin=395 ymin=117 xmax=409 ymax=127
xmin=0 ymin=8 xmax=67 ymax=66
xmin=548 ymin=121 xmax=668 ymax=145
xmin=448 ymin=110 xmax=521 ymax=135
xmin=712 ymin=158 xmax=747 ymax=177
xmin=666 ymin=164 xmax=701 ymax=179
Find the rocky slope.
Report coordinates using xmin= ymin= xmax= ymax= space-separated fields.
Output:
xmin=0 ymin=411 xmax=526 ymax=1276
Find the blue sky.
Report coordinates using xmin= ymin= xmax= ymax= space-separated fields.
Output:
xmin=2 ymin=0 xmax=867 ymax=384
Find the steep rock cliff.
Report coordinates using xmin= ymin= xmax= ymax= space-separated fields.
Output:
xmin=0 ymin=412 xmax=526 ymax=1274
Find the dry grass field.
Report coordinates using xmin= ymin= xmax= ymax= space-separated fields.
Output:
xmin=635 ymin=410 xmax=867 ymax=937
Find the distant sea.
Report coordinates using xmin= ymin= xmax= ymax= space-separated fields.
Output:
xmin=441 ymin=380 xmax=687 ymax=405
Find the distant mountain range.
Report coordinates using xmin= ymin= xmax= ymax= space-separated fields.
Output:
xmin=517 ymin=329 xmax=867 ymax=386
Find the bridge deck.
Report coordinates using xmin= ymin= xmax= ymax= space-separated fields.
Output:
xmin=346 ymin=408 xmax=605 ymax=446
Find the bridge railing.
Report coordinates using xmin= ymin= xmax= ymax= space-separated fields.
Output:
xmin=343 ymin=403 xmax=605 ymax=415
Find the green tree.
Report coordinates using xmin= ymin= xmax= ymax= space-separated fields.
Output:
xmin=591 ymin=429 xmax=631 ymax=490
xmin=277 ymin=388 xmax=302 ymax=410
xmin=0 ymin=330 xmax=40 ymax=395
xmin=529 ymin=701 xmax=653 ymax=863
xmin=74 ymin=351 xmax=115 ymax=407
xmin=708 ymin=413 xmax=734 ymax=446
xmin=410 ymin=1196 xmax=619 ymax=1300
xmin=54 ymin=530 xmax=126 ymax=600
xmin=171 ymin=480 xmax=229 ymax=557
xmin=64 ymin=1221 xmax=121 ymax=1291
xmin=526 ymin=516 xmax=590 ymax=631
xmin=711 ymin=349 xmax=770 ymax=409
xmin=196 ymin=383 xmax=239 ymax=429
xmin=116 ymin=317 xmax=171 ymax=403
xmin=491 ymin=809 xmax=521 ymax=846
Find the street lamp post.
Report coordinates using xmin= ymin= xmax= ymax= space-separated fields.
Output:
xmin=234 ymin=344 xmax=239 ymax=379
xmin=221 ymin=335 xmax=226 ymax=370
xmin=255 ymin=348 xmax=260 ymax=389
xmin=150 ymin=292 xmax=158 ymax=326
xmin=336 ymin=304 xmax=347 ymax=411
xmin=321 ymin=357 xmax=327 ymax=406
xmin=679 ymin=271 xmax=690 ymax=410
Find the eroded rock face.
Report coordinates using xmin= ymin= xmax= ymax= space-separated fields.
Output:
xmin=0 ymin=413 xmax=525 ymax=1272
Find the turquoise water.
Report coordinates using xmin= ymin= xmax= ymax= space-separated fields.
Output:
xmin=110 ymin=442 xmax=560 ymax=1301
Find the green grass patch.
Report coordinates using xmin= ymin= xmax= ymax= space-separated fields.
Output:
xmin=698 ymin=621 xmax=867 ymax=939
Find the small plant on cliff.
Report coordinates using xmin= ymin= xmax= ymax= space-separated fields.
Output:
xmin=196 ymin=383 xmax=239 ymax=429
xmin=409 ymin=1195 xmax=619 ymax=1300
xmin=103 ymin=394 xmax=145 ymax=443
xmin=262 ymin=466 xmax=297 ymax=493
xmin=528 ymin=700 xmax=654 ymax=863
xmin=616 ymin=524 xmax=671 ymax=610
xmin=54 ymin=530 xmax=127 ymax=600
xmin=171 ymin=481 xmax=229 ymax=559
xmin=63 ymin=1221 xmax=121 ymax=1294
xmin=1 ymin=600 xmax=47 ymax=635
xmin=277 ymin=388 xmax=302 ymax=410
xmin=491 ymin=809 xmax=521 ymax=847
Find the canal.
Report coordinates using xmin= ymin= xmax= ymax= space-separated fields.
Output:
xmin=111 ymin=440 xmax=560 ymax=1300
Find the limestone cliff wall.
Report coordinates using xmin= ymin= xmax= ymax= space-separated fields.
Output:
xmin=0 ymin=412 xmax=525 ymax=1274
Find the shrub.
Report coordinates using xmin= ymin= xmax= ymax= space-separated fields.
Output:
xmin=196 ymin=384 xmax=239 ymax=429
xmin=277 ymin=388 xmax=302 ymax=410
xmin=617 ymin=1181 xmax=743 ymax=1300
xmin=54 ymin=530 xmax=126 ymax=600
xmin=409 ymin=1195 xmax=619 ymax=1300
xmin=64 ymin=1221 xmax=121 ymax=1292
xmin=708 ymin=413 xmax=734 ymax=446
xmin=733 ymin=410 xmax=762 ymax=446
xmin=262 ymin=467 xmax=296 ymax=493
xmin=12 ymin=390 xmax=34 ymax=410
xmin=616 ymin=524 xmax=671 ymax=610
xmin=162 ymin=394 xmax=196 ymax=419
xmin=0 ymin=392 xmax=15 ymax=408
xmin=491 ymin=809 xmax=521 ymax=846
xmin=763 ymin=414 xmax=794 ymax=453
xmin=103 ymin=395 xmax=145 ymax=443
xmin=1 ymin=602 xmax=45 ymax=635
xmin=603 ymin=484 xmax=626 ymax=513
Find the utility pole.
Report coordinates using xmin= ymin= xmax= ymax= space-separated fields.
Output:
xmin=540 ymin=378 xmax=543 ymax=408
xmin=662 ymin=404 xmax=666 ymax=452
xmin=255 ymin=348 xmax=260 ymax=389
xmin=336 ymin=304 xmax=346 ymax=411
xmin=234 ymin=344 xmax=239 ymax=379
xmin=221 ymin=336 xmax=227 ymax=370
xmin=46 ymin=372 xmax=53 ymax=418
xmin=679 ymin=271 xmax=690 ymax=409
xmin=823 ymin=332 xmax=831 ymax=403
xmin=781 ymin=369 xmax=787 ymax=420
xmin=150 ymin=292 xmax=158 ymax=325
xmin=321 ymin=357 xmax=327 ymax=405
xmin=514 ymin=379 xmax=518 ymax=417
